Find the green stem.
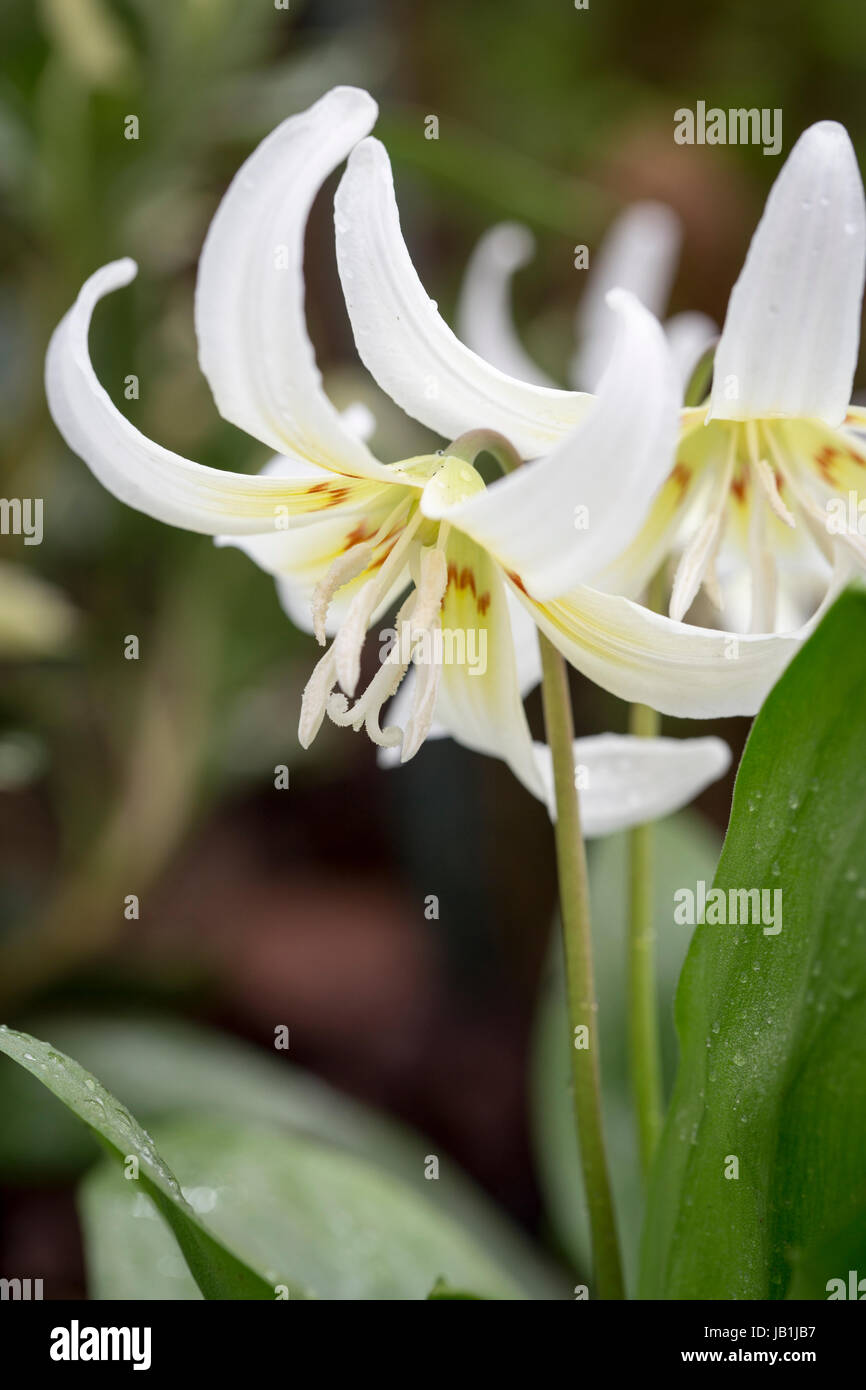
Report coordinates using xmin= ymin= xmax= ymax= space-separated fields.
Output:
xmin=538 ymin=632 xmax=625 ymax=1300
xmin=447 ymin=428 xmax=522 ymax=476
xmin=627 ymin=570 xmax=666 ymax=1178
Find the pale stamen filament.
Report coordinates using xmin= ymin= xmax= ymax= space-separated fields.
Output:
xmin=367 ymin=495 xmax=413 ymax=549
xmin=310 ymin=497 xmax=414 ymax=649
xmin=746 ymin=488 xmax=776 ymax=633
xmin=401 ymin=624 xmax=443 ymax=762
xmin=327 ymin=593 xmax=417 ymax=741
xmin=334 ymin=509 xmax=424 ymax=696
xmin=298 ymin=646 xmax=338 ymax=749
xmin=742 ymin=423 xmax=778 ymax=632
xmin=408 ymin=545 xmax=449 ymax=637
xmin=763 ymin=423 xmax=860 ymax=565
xmin=669 ymin=430 xmax=736 ymax=622
xmin=311 ymin=542 xmax=373 ymax=646
xmin=753 ymin=455 xmax=796 ymax=529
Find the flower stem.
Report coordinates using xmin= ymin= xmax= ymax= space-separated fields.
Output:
xmin=447 ymin=428 xmax=522 ymax=476
xmin=538 ymin=631 xmax=625 ymax=1301
xmin=627 ymin=569 xmax=665 ymax=1178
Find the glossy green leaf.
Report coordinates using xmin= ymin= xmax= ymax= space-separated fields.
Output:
xmin=79 ymin=1117 xmax=525 ymax=1301
xmin=0 ymin=1012 xmax=560 ymax=1297
xmin=641 ymin=590 xmax=866 ymax=1299
xmin=0 ymin=1025 xmax=297 ymax=1300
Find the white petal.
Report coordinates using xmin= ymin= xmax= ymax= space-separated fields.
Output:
xmin=334 ymin=138 xmax=590 ymax=458
xmin=521 ymin=556 xmax=851 ymax=719
xmin=45 ymin=261 xmax=381 ymax=534
xmin=571 ymin=201 xmax=681 ymax=390
xmin=507 ymin=585 xmax=543 ymax=695
xmin=434 ymin=578 xmax=544 ymax=796
xmin=423 ymin=291 xmax=681 ymax=600
xmin=456 ymin=223 xmax=556 ymax=387
xmin=532 ymin=733 xmax=731 ymax=834
xmin=709 ymin=121 xmax=866 ymax=425
xmin=664 ymin=311 xmax=718 ymax=388
xmin=380 ymin=531 xmax=545 ymax=794
xmin=195 ymin=86 xmax=396 ymax=482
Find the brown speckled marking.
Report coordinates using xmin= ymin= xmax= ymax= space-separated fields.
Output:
xmin=814 ymin=444 xmax=842 ymax=484
xmin=730 ymin=466 xmax=748 ymax=504
xmin=448 ymin=561 xmax=491 ymax=616
xmin=670 ymin=461 xmax=692 ymax=500
xmin=323 ymin=488 xmax=352 ymax=507
xmin=343 ymin=520 xmax=377 ymax=549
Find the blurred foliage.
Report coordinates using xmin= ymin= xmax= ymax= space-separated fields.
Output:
xmin=0 ymin=1014 xmax=563 ymax=1297
xmin=1 ymin=0 xmax=865 ymax=1293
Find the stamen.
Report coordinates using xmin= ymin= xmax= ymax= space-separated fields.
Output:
xmin=408 ymin=545 xmax=448 ymax=635
xmin=669 ymin=515 xmax=721 ymax=622
xmin=400 ymin=632 xmax=443 ymax=762
xmin=368 ymin=496 xmax=412 ymax=549
xmin=669 ymin=433 xmax=735 ymax=622
xmin=753 ymin=456 xmax=796 ymax=529
xmin=326 ymin=655 xmax=406 ymax=736
xmin=746 ymin=488 xmax=777 ymax=633
xmin=764 ymin=423 xmax=862 ymax=565
xmin=298 ymin=647 xmax=338 ymax=748
xmin=311 ymin=543 xmax=373 ymax=646
xmin=327 ymin=593 xmax=416 ymax=743
xmin=334 ymin=511 xmax=423 ymax=696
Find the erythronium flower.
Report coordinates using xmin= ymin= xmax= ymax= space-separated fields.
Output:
xmin=46 ymin=86 xmax=818 ymax=822
xmin=601 ymin=121 xmax=866 ymax=635
xmin=457 ymin=204 xmax=717 ymax=393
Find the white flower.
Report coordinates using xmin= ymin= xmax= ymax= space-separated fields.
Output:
xmin=603 ymin=122 xmax=866 ymax=634
xmin=48 ymin=86 xmax=806 ymax=825
xmin=457 ymin=203 xmax=717 ymax=393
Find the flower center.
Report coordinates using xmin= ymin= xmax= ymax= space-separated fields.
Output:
xmin=298 ymin=455 xmax=485 ymax=761
xmin=668 ymin=414 xmax=866 ymax=631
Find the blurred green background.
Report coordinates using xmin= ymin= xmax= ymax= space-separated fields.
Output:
xmin=1 ymin=0 xmax=864 ymax=1296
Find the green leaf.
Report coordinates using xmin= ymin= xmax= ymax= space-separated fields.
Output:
xmin=0 ymin=1025 xmax=297 ymax=1300
xmin=531 ymin=811 xmax=722 ymax=1290
xmin=640 ymin=590 xmax=866 ymax=1299
xmin=0 ymin=1012 xmax=561 ymax=1297
xmin=786 ymin=1202 xmax=866 ymax=1300
xmin=79 ymin=1117 xmax=525 ymax=1301
xmin=427 ymin=1278 xmax=485 ymax=1300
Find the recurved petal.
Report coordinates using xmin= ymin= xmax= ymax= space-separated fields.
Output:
xmin=456 ymin=223 xmax=556 ymax=387
xmin=334 ymin=137 xmax=590 ymax=458
xmin=45 ymin=260 xmax=383 ymax=534
xmin=532 ymin=733 xmax=732 ymax=834
xmin=520 ymin=558 xmax=851 ymax=719
xmin=195 ymin=85 xmax=396 ymax=482
xmin=709 ymin=121 xmax=866 ymax=426
xmin=422 ymin=291 xmax=681 ymax=600
xmin=571 ymin=200 xmax=681 ymax=391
